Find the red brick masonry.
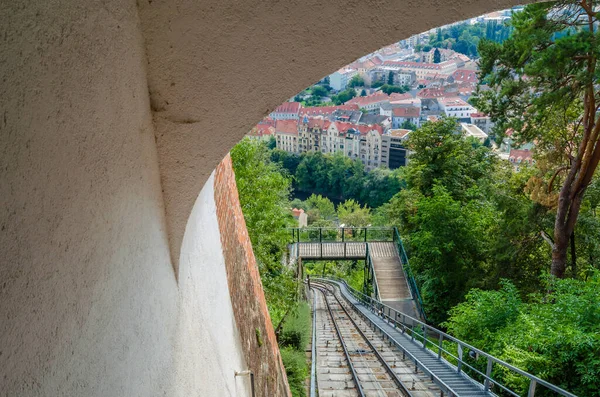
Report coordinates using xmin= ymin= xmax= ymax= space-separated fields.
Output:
xmin=214 ymin=154 xmax=291 ymax=397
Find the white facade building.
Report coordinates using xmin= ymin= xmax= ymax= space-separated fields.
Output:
xmin=329 ymin=68 xmax=358 ymax=91
xmin=438 ymin=97 xmax=477 ymax=119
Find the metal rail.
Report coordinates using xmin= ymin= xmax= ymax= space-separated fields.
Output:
xmin=318 ymin=277 xmax=579 ymax=397
xmin=315 ymin=282 xmax=413 ymax=397
xmin=313 ymin=286 xmax=365 ymax=396
xmin=309 ymin=288 xmax=317 ymax=397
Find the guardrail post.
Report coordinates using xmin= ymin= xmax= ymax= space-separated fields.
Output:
xmin=484 ymin=357 xmax=493 ymax=392
xmin=438 ymin=333 xmax=443 ymax=359
xmin=527 ymin=380 xmax=537 ymax=397
xmin=422 ymin=325 xmax=427 ymax=348
xmin=457 ymin=344 xmax=463 ymax=373
xmin=342 ymin=228 xmax=345 ymax=242
xmin=364 ymin=227 xmax=367 ymax=242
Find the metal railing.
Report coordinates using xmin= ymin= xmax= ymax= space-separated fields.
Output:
xmin=365 ymin=243 xmax=381 ymax=301
xmin=316 ymin=277 xmax=578 ymax=397
xmin=392 ymin=227 xmax=426 ymax=321
xmin=289 ymin=227 xmax=396 ymax=244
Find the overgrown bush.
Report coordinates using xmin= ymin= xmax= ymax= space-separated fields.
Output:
xmin=279 ymin=302 xmax=311 ymax=351
xmin=280 ymin=347 xmax=308 ymax=397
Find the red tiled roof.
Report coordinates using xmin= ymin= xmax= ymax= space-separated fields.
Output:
xmin=331 ymin=121 xmax=383 ymax=136
xmin=292 ymin=208 xmax=304 ymax=217
xmin=452 ymin=69 xmax=478 ymax=83
xmin=300 ymin=104 xmax=359 ymax=116
xmin=509 ymin=149 xmax=533 ymax=162
xmin=303 ymin=117 xmax=331 ymax=130
xmin=392 ymin=107 xmax=421 ymax=118
xmin=273 ymin=102 xmax=301 ymax=114
xmin=258 ymin=117 xmax=276 ymax=127
xmin=470 ymin=112 xmax=488 ymax=118
xmin=389 ymin=93 xmax=413 ymax=102
xmin=417 ymin=88 xmax=458 ymax=98
xmin=346 ymin=92 xmax=389 ymax=106
xmin=275 ymin=119 xmax=299 ymax=135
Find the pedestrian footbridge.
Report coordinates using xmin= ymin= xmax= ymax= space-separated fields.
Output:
xmin=289 ymin=227 xmax=426 ymax=320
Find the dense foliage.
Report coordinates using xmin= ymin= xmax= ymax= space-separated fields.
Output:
xmin=427 ymin=20 xmax=513 ymax=58
xmin=272 ymin=150 xmax=404 ymax=208
xmin=231 ymin=139 xmax=296 ymax=326
xmin=473 ymin=0 xmax=600 ymax=278
xmin=444 ymin=275 xmax=600 ymax=396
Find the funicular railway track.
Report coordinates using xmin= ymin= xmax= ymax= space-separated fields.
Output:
xmin=312 ymin=282 xmax=419 ymax=397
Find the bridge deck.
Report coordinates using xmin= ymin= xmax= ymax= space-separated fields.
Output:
xmin=370 ymin=242 xmax=417 ymax=319
xmin=294 ymin=242 xmax=367 ymax=259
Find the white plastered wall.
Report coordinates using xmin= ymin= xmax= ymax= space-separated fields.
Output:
xmin=174 ymin=172 xmax=251 ymax=397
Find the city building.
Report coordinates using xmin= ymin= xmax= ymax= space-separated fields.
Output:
xmin=383 ymin=129 xmax=412 ymax=169
xmin=275 ymin=119 xmax=299 ymax=153
xmin=269 ymin=101 xmax=301 ymax=120
xmin=392 ymin=107 xmax=421 ymax=128
xmin=470 ymin=112 xmax=494 ymax=133
xmin=346 ymin=92 xmax=390 ymax=114
xmin=382 ymin=60 xmax=458 ymax=79
xmin=438 ymin=97 xmax=477 ymax=120
xmin=509 ymin=149 xmax=534 ymax=170
xmin=329 ymin=68 xmax=358 ymax=91
xmin=460 ymin=123 xmax=488 ymax=143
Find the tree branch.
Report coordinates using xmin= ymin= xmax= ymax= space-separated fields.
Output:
xmin=541 ymin=230 xmax=555 ymax=249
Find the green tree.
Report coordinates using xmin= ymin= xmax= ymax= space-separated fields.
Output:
xmin=310 ymin=85 xmax=328 ymax=98
xmin=433 ymin=48 xmax=441 ymax=63
xmin=407 ymin=184 xmax=496 ymax=324
xmin=337 ymin=199 xmax=371 ymax=227
xmin=348 ymin=74 xmax=364 ymax=88
xmin=331 ymin=88 xmax=356 ymax=105
xmin=444 ymin=274 xmax=600 ymax=396
xmin=305 ymin=194 xmax=336 ymax=221
xmin=405 ymin=118 xmax=496 ymax=201
xmin=360 ymin=89 xmax=367 ymax=97
xmin=400 ymin=120 xmax=417 ymax=131
xmin=387 ymin=71 xmax=394 ymax=85
xmin=380 ymin=84 xmax=408 ymax=95
xmin=474 ymin=1 xmax=600 ymax=278
xmin=231 ymin=138 xmax=296 ymax=325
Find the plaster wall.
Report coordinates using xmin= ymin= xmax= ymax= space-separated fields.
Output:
xmin=175 ymin=172 xmax=252 ymax=397
xmin=0 ymin=1 xmax=180 ymax=395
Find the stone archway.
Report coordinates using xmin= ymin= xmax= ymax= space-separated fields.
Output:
xmin=137 ymin=0 xmax=531 ymax=268
xmin=0 ymin=0 xmax=530 ymax=396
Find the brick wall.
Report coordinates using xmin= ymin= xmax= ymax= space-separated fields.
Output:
xmin=214 ymin=154 xmax=291 ymax=397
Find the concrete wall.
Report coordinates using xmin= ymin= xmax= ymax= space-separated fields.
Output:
xmin=176 ymin=171 xmax=252 ymax=397
xmin=0 ymin=1 xmax=178 ymax=395
xmin=0 ymin=0 xmax=529 ymax=395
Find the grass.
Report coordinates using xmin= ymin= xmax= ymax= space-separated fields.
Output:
xmin=279 ymin=301 xmax=311 ymax=397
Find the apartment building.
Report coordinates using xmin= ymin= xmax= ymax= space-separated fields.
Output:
xmin=438 ymin=97 xmax=476 ymax=120
xmin=329 ymin=68 xmax=358 ymax=91
xmin=269 ymin=102 xmax=301 ymax=120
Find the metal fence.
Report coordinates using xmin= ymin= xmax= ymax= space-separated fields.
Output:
xmin=289 ymin=227 xmax=396 ymax=243
xmin=320 ymin=277 xmax=578 ymax=397
xmin=392 ymin=228 xmax=427 ymax=321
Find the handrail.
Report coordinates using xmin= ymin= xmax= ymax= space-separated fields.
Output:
xmin=289 ymin=227 xmax=395 ymax=244
xmin=309 ymin=288 xmax=317 ymax=397
xmin=392 ymin=227 xmax=426 ymax=321
xmin=311 ymin=279 xmax=463 ymax=397
xmin=316 ymin=277 xmax=578 ymax=397
xmin=365 ymin=243 xmax=381 ymax=301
